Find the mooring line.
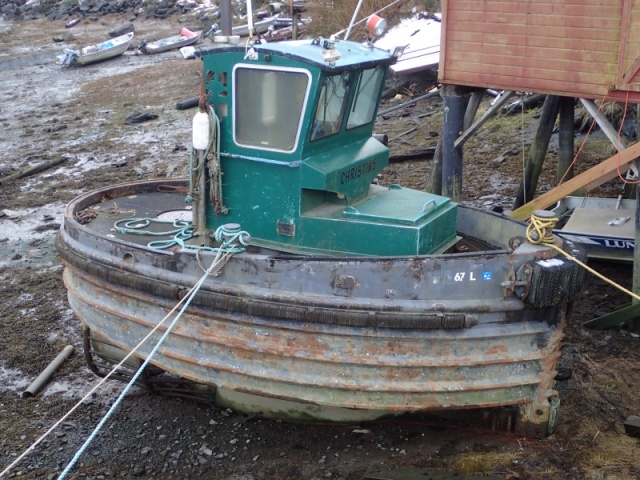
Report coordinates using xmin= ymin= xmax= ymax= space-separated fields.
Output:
xmin=0 ymin=247 xmax=234 ymax=479
xmin=57 ymin=246 xmax=228 ymax=479
xmin=527 ymin=212 xmax=640 ymax=302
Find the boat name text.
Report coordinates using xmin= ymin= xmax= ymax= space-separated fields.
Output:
xmin=340 ymin=159 xmax=377 ymax=184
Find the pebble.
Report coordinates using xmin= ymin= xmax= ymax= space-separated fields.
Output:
xmin=199 ymin=446 xmax=212 ymax=456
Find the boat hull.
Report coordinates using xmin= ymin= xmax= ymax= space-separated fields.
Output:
xmin=144 ymin=31 xmax=202 ymax=54
xmin=552 ymin=196 xmax=635 ymax=262
xmin=75 ymin=32 xmax=134 ymax=66
xmin=232 ymin=15 xmax=279 ymax=37
xmin=57 ymin=179 xmax=585 ymax=436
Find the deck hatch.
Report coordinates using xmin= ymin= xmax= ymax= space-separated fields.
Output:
xmin=343 ymin=185 xmax=453 ymax=226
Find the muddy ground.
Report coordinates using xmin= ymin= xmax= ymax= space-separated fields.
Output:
xmin=1 ymin=14 xmax=640 ymax=480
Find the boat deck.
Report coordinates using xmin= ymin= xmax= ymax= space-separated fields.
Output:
xmin=562 ymin=207 xmax=633 ymax=238
xmin=77 ymin=188 xmax=200 ymax=248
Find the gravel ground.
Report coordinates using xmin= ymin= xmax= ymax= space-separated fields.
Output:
xmin=1 ymin=14 xmax=640 ymax=480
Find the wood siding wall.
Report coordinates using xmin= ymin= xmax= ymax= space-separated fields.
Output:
xmin=439 ymin=0 xmax=640 ymax=101
xmin=619 ymin=0 xmax=640 ymax=92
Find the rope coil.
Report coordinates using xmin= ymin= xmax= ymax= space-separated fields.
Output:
xmin=526 ymin=211 xmax=640 ymax=302
xmin=526 ymin=210 xmax=558 ymax=245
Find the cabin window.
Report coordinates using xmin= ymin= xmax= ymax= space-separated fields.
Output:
xmin=347 ymin=67 xmax=384 ymax=129
xmin=233 ymin=65 xmax=310 ymax=152
xmin=310 ymin=72 xmax=350 ymax=141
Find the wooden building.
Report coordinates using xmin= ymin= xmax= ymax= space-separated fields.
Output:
xmin=439 ymin=0 xmax=640 ymax=102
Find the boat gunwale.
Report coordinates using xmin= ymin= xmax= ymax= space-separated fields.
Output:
xmin=144 ymin=31 xmax=202 ymax=54
xmin=75 ymin=32 xmax=134 ymax=65
xmin=62 ymin=177 xmax=533 ymax=261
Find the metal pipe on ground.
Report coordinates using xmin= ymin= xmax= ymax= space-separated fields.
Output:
xmin=22 ymin=345 xmax=75 ymax=398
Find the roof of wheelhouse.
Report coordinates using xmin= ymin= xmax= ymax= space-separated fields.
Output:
xmin=197 ymin=38 xmax=396 ymax=72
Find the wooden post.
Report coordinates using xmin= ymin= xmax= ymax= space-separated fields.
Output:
xmin=513 ymin=95 xmax=561 ymax=209
xmin=220 ymin=0 xmax=232 ymax=36
xmin=426 ymin=137 xmax=443 ymax=194
xmin=634 ymin=104 xmax=640 ymax=328
xmin=428 ymin=89 xmax=479 ymax=196
xmin=510 ymin=141 xmax=640 ymax=220
xmin=440 ymin=84 xmax=470 ymax=201
xmin=0 ymin=157 xmax=65 ymax=187
xmin=463 ymin=90 xmax=484 ymax=131
xmin=557 ymin=97 xmax=575 ymax=183
xmin=290 ymin=0 xmax=298 ymax=40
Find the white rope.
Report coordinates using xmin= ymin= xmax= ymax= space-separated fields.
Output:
xmin=0 ymin=248 xmax=233 ymax=479
xmin=521 ymin=99 xmax=526 ymax=203
xmin=58 ymin=247 xmax=231 ymax=479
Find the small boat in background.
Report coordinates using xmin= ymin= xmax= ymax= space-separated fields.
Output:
xmin=374 ymin=13 xmax=441 ymax=75
xmin=264 ymin=18 xmax=311 ymax=41
xmin=204 ymin=14 xmax=280 ymax=39
xmin=141 ymin=28 xmax=202 ymax=54
xmin=552 ymin=195 xmax=635 ymax=262
xmin=58 ymin=32 xmax=134 ymax=67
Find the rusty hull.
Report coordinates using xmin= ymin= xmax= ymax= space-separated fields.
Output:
xmin=57 ymin=179 xmax=585 ymax=436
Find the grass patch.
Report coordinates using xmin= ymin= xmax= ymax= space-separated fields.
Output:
xmin=453 ymin=451 xmax=518 ymax=475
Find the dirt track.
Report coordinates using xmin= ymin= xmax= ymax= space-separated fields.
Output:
xmin=1 ymin=15 xmax=640 ymax=480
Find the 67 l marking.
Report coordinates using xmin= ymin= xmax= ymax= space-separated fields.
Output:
xmin=454 ymin=272 xmax=475 ymax=281
xmin=454 ymin=271 xmax=491 ymax=282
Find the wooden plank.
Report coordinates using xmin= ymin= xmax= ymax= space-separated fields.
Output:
xmin=447 ymin=51 xmax=618 ymax=75
xmin=446 ymin=18 xmax=621 ymax=41
xmin=437 ymin=71 xmax=640 ymax=102
xmin=579 ymin=99 xmax=626 ymax=152
xmin=448 ymin=10 xmax=622 ymax=31
xmin=446 ymin=59 xmax=616 ymax=87
xmin=449 ymin=0 xmax=622 ymax=13
xmin=616 ymin=0 xmax=633 ymax=84
xmin=0 ymin=157 xmax=65 ymax=187
xmin=458 ymin=35 xmax=617 ymax=58
xmin=454 ymin=91 xmax=515 ymax=149
xmin=583 ymin=303 xmax=640 ymax=330
xmin=448 ymin=1 xmax=622 ymax=17
xmin=509 ymin=141 xmax=640 ymax=220
xmin=446 ymin=30 xmax=619 ymax=52
xmin=622 ymin=58 xmax=640 ymax=84
xmin=439 ymin=0 xmax=450 ymax=80
xmin=438 ymin=71 xmax=609 ymax=99
xmin=451 ymin=44 xmax=618 ymax=67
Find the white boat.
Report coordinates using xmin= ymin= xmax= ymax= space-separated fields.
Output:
xmin=374 ymin=13 xmax=441 ymax=75
xmin=141 ymin=28 xmax=202 ymax=54
xmin=59 ymin=32 xmax=134 ymax=67
xmin=204 ymin=15 xmax=280 ymax=39
xmin=552 ymin=195 xmax=635 ymax=262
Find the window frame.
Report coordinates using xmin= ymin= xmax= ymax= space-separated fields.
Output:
xmin=232 ymin=63 xmax=312 ymax=153
xmin=346 ymin=66 xmax=385 ymax=130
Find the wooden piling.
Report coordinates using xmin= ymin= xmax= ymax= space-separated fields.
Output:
xmin=440 ymin=85 xmax=470 ymax=201
xmin=513 ymin=95 xmax=560 ymax=209
xmin=557 ymin=97 xmax=575 ymax=183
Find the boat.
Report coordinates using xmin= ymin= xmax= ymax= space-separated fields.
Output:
xmin=204 ymin=14 xmax=280 ymax=39
xmin=264 ymin=18 xmax=311 ymax=41
xmin=57 ymin=34 xmax=586 ymax=437
xmin=374 ymin=13 xmax=441 ymax=75
xmin=58 ymin=32 xmax=134 ymax=67
xmin=140 ymin=28 xmax=202 ymax=54
xmin=551 ymin=195 xmax=635 ymax=262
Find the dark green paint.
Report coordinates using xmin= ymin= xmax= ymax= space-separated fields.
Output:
xmin=199 ymin=40 xmax=458 ymax=256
